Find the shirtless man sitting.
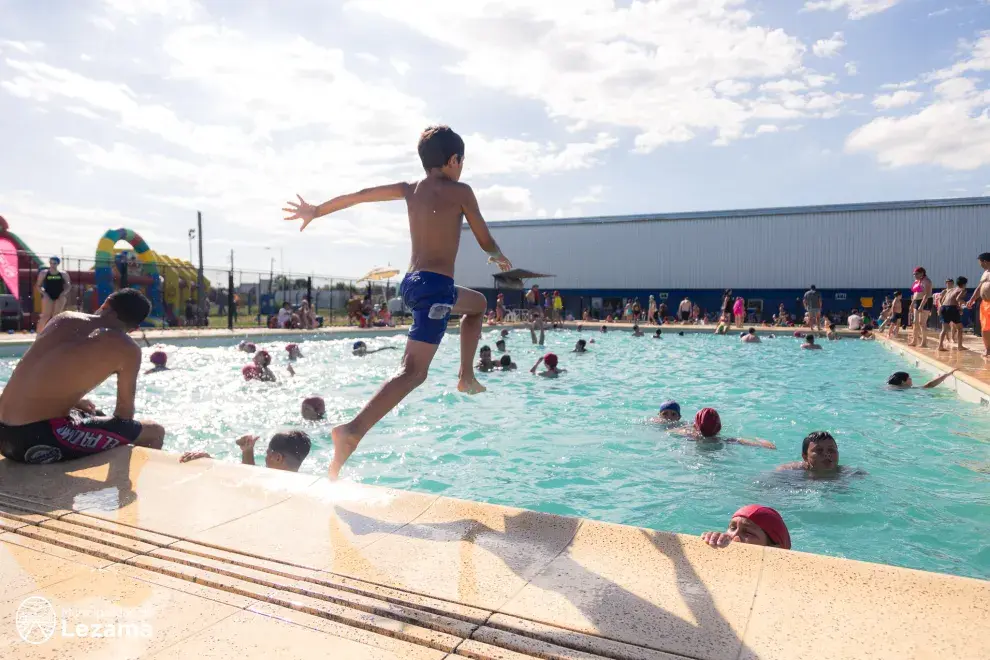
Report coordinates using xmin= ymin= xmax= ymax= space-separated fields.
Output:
xmin=0 ymin=289 xmax=166 ymax=464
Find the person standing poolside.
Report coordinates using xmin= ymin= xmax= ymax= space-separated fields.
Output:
xmin=701 ymin=505 xmax=791 ymax=550
xmin=908 ymin=266 xmax=933 ymax=348
xmin=0 ymin=289 xmax=165 ymax=464
xmin=495 ymin=293 xmax=505 ymax=323
xmin=801 ymin=335 xmax=822 ymax=350
xmin=732 ymin=297 xmax=745 ymax=328
xmin=648 ymin=295 xmax=658 ymax=325
xmin=886 ymin=291 xmax=904 ymax=338
xmin=721 ymin=290 xmax=733 ymax=325
xmin=678 ymin=297 xmax=692 ymax=323
xmin=938 ymin=277 xmax=968 ymax=352
xmin=284 ymin=125 xmax=512 ymax=478
xmin=552 ymin=291 xmax=563 ymax=323
xmin=803 ymin=285 xmax=822 ymax=331
xmin=35 ymin=256 xmax=71 ymax=333
xmin=657 ymin=300 xmax=668 ymax=324
xmin=965 ymin=252 xmax=990 ymax=359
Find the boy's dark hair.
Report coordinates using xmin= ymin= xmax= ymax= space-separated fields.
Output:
xmin=810 ymin=285 xmax=817 ymax=291
xmin=500 ymin=354 xmax=512 ymax=367
xmin=480 ymin=345 xmax=491 ymax=353
xmin=418 ymin=125 xmax=464 ymax=171
xmin=851 ymin=308 xmax=858 ymax=314
xmin=802 ymin=431 xmax=835 ymax=457
xmin=748 ymin=327 xmax=755 ymax=334
xmin=268 ymin=431 xmax=311 ymax=466
xmin=577 ymin=339 xmax=586 ymax=347
xmin=887 ymin=371 xmax=910 ymax=386
xmin=978 ymin=252 xmax=990 ymax=262
xmin=957 ymin=276 xmax=968 ymax=286
xmin=894 ymin=291 xmax=902 ymax=297
xmin=106 ymin=289 xmax=151 ymax=328
xmin=806 ymin=334 xmax=815 ymax=343
xmin=496 ymin=339 xmax=506 ymax=346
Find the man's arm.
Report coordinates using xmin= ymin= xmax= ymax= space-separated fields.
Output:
xmin=460 ymin=185 xmax=512 ymax=271
xmin=113 ymin=340 xmax=141 ymax=420
xmin=236 ymin=435 xmax=259 ymax=465
xmin=922 ymin=369 xmax=958 ymax=389
xmin=283 ymin=183 xmax=409 ymax=231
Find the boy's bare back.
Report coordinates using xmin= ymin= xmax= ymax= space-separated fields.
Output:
xmin=404 ymin=177 xmax=474 ymax=279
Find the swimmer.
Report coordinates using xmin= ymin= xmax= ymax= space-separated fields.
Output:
xmin=242 ymin=365 xmax=261 ymax=380
xmin=741 ymin=327 xmax=760 ymax=343
xmin=252 ymin=351 xmax=277 ymax=382
xmin=767 ymin=333 xmax=775 ymax=339
xmin=286 ymin=343 xmax=303 ymax=360
xmin=498 ymin=354 xmax=517 ymax=371
xmin=654 ymin=328 xmax=663 ymax=339
xmin=886 ymin=369 xmax=957 ymax=389
xmin=671 ymin=408 xmax=776 ymax=449
xmin=352 ymin=341 xmax=398 ymax=357
xmin=476 ymin=345 xmax=496 ymax=372
xmin=860 ymin=328 xmax=875 ymax=340
xmin=500 ymin=328 xmax=509 ymax=338
xmin=801 ymin=335 xmax=822 ymax=350
xmin=284 ymin=125 xmax=514 ymax=479
xmin=600 ymin=325 xmax=607 ymax=333
xmin=180 ymin=432 xmax=312 ymax=472
xmin=301 ymin=396 xmax=326 ymax=421
xmin=238 ymin=341 xmax=257 ymax=353
xmin=573 ymin=339 xmax=588 ymax=353
xmin=144 ymin=351 xmax=169 ymax=374
xmin=0 ymin=289 xmax=165 ymax=464
xmin=678 ymin=331 xmax=684 ymax=336
xmin=495 ymin=338 xmax=507 ymax=353
xmin=632 ymin=324 xmax=644 ymax=337
xmin=777 ymin=431 xmax=841 ymax=475
xmin=651 ymin=400 xmax=681 ymax=424
xmin=530 ymin=353 xmax=566 ymax=378
xmin=701 ymin=505 xmax=791 ymax=550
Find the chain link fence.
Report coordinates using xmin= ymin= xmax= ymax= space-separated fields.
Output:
xmin=0 ymin=252 xmax=409 ymax=332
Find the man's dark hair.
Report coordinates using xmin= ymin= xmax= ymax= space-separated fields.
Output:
xmin=496 ymin=339 xmax=505 ymax=346
xmin=268 ymin=431 xmax=311 ymax=466
xmin=957 ymin=276 xmax=968 ymax=286
xmin=806 ymin=334 xmax=815 ymax=343
xmin=887 ymin=371 xmax=910 ymax=386
xmin=577 ymin=339 xmax=586 ymax=347
xmin=480 ymin=345 xmax=491 ymax=353
xmin=106 ymin=289 xmax=151 ymax=327
xmin=851 ymin=308 xmax=858 ymax=314
xmin=748 ymin=327 xmax=755 ymax=334
xmin=418 ymin=125 xmax=464 ymax=171
xmin=894 ymin=290 xmax=902 ymax=297
xmin=978 ymin=252 xmax=990 ymax=262
xmin=802 ymin=431 xmax=835 ymax=457
xmin=810 ymin=285 xmax=817 ymax=291
xmin=499 ymin=354 xmax=512 ymax=367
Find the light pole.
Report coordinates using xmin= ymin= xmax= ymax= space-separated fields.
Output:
xmin=187 ymin=229 xmax=195 ymax=263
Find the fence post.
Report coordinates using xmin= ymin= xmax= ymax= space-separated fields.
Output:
xmin=227 ymin=270 xmax=234 ymax=330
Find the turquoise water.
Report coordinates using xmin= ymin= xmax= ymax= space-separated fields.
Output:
xmin=2 ymin=329 xmax=988 ymax=579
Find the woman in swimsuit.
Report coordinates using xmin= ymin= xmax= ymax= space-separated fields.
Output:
xmin=35 ymin=256 xmax=71 ymax=333
xmin=908 ymin=266 xmax=933 ymax=348
xmin=495 ymin=293 xmax=505 ymax=323
xmin=721 ymin=290 xmax=733 ymax=324
xmin=647 ymin=295 xmax=657 ymax=325
xmin=937 ymin=277 xmax=967 ymax=351
xmin=732 ymin=296 xmax=745 ymax=328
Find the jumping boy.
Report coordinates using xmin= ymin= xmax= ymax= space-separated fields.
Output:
xmin=283 ymin=125 xmax=512 ymax=478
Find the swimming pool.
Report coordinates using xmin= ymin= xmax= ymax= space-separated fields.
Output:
xmin=2 ymin=328 xmax=988 ymax=579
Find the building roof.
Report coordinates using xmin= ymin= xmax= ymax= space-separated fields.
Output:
xmin=479 ymin=195 xmax=990 ymax=230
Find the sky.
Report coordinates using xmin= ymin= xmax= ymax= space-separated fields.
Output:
xmin=0 ymin=0 xmax=988 ymax=278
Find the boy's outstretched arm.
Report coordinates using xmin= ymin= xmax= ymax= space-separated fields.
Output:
xmin=284 ymin=183 xmax=409 ymax=231
xmin=922 ymin=368 xmax=957 ymax=389
xmin=460 ymin=185 xmax=512 ymax=271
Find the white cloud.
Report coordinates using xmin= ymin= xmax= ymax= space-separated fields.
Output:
xmin=475 ymin=185 xmax=533 ymax=217
xmin=101 ymin=0 xmax=203 ymax=22
xmin=389 ymin=57 xmax=410 ymax=75
xmin=879 ymin=80 xmax=917 ymax=90
xmin=845 ymin=61 xmax=858 ymax=76
xmin=467 ymin=132 xmax=617 ymax=176
xmin=571 ymin=185 xmax=604 ymax=205
xmin=0 ymin=40 xmax=44 ymax=55
xmin=755 ymin=124 xmax=780 ymax=134
xmin=349 ymin=0 xmax=852 ymax=151
xmin=813 ymin=32 xmax=846 ymax=58
xmin=871 ymin=90 xmax=923 ymax=109
xmin=803 ymin=0 xmax=903 ymax=19
xmin=847 ymin=33 xmax=990 ymax=170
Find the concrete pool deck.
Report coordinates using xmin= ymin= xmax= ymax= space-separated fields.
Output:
xmin=1 ymin=448 xmax=988 ymax=659
xmin=1 ymin=323 xmax=989 ymax=657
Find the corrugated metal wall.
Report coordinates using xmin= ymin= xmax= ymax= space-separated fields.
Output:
xmin=455 ymin=201 xmax=990 ymax=290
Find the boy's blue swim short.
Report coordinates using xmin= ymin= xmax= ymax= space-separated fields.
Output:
xmin=400 ymin=271 xmax=458 ymax=345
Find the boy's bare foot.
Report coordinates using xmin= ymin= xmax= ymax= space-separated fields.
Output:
xmin=330 ymin=424 xmax=362 ymax=480
xmin=457 ymin=377 xmax=487 ymax=395
xmin=938 ymin=346 xmax=947 ymax=352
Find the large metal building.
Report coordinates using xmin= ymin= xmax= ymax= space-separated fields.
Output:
xmin=454 ymin=196 xmax=990 ymax=320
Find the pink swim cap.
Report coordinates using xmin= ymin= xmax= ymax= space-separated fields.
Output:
xmin=286 ymin=343 xmax=298 ymax=352
xmin=694 ymin=408 xmax=722 ymax=437
xmin=150 ymin=351 xmax=167 ymax=366
xmin=733 ymin=504 xmax=791 ymax=549
xmin=793 ymin=331 xmax=803 ymax=338
xmin=544 ymin=353 xmax=558 ymax=369
xmin=242 ymin=365 xmax=260 ymax=380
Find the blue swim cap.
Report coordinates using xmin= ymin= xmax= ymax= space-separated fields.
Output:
xmin=659 ymin=400 xmax=681 ymax=415
xmin=353 ymin=341 xmax=365 ymax=349
xmin=49 ymin=256 xmax=60 ymax=264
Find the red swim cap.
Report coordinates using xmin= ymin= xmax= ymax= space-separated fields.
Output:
xmin=286 ymin=344 xmax=298 ymax=352
xmin=544 ymin=353 xmax=558 ymax=369
xmin=733 ymin=504 xmax=791 ymax=549
xmin=694 ymin=408 xmax=722 ymax=437
xmin=150 ymin=351 xmax=167 ymax=366
xmin=793 ymin=331 xmax=803 ymax=338
xmin=242 ymin=365 xmax=260 ymax=380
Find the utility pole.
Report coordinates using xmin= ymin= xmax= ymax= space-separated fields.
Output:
xmin=187 ymin=229 xmax=195 ymax=263
xmin=227 ymin=249 xmax=235 ymax=331
xmin=196 ymin=211 xmax=205 ymax=326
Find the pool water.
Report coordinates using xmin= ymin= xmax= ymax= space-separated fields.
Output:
xmin=3 ymin=329 xmax=988 ymax=579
